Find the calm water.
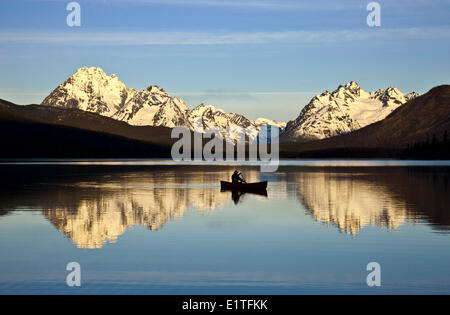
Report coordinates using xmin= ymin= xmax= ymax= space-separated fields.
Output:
xmin=0 ymin=161 xmax=449 ymax=294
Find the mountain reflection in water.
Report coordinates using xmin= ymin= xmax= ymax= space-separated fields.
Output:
xmin=0 ymin=165 xmax=448 ymax=248
xmin=290 ymin=167 xmax=450 ymax=234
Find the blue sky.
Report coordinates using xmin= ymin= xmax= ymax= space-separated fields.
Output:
xmin=0 ymin=0 xmax=449 ymax=121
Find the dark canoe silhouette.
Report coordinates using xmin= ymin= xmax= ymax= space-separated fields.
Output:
xmin=220 ymin=181 xmax=267 ymax=191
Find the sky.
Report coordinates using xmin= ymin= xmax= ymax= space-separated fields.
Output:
xmin=0 ymin=0 xmax=449 ymax=121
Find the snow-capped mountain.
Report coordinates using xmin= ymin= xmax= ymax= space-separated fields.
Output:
xmin=42 ymin=67 xmax=283 ymax=141
xmin=254 ymin=118 xmax=286 ymax=130
xmin=41 ymin=67 xmax=129 ymax=115
xmin=42 ymin=67 xmax=191 ymax=128
xmin=187 ymin=104 xmax=287 ymax=143
xmin=281 ymin=81 xmax=419 ymax=142
xmin=188 ymin=104 xmax=254 ymax=142
xmin=112 ymin=86 xmax=191 ymax=128
xmin=405 ymin=92 xmax=420 ymax=101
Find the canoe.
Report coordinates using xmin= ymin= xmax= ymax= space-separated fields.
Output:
xmin=220 ymin=181 xmax=267 ymax=191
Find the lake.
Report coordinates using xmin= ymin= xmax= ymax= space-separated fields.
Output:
xmin=0 ymin=160 xmax=449 ymax=294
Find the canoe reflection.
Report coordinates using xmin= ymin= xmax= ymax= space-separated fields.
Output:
xmin=220 ymin=189 xmax=268 ymax=205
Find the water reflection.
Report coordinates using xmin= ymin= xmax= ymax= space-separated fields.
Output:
xmin=0 ymin=165 xmax=449 ymax=248
xmin=221 ymin=190 xmax=268 ymax=205
xmin=286 ymin=167 xmax=450 ymax=234
xmin=0 ymin=166 xmax=264 ymax=248
xmin=293 ymin=172 xmax=408 ymax=234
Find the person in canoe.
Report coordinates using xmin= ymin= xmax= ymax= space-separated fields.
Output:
xmin=231 ymin=170 xmax=247 ymax=184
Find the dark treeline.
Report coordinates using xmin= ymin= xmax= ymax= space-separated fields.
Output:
xmin=401 ymin=130 xmax=450 ymax=159
xmin=279 ymin=147 xmax=401 ymax=159
xmin=0 ymin=119 xmax=171 ymax=158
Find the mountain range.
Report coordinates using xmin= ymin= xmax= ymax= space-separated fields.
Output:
xmin=0 ymin=66 xmax=448 ymax=158
xmin=42 ymin=67 xmax=285 ymax=143
xmin=41 ymin=67 xmax=423 ymax=144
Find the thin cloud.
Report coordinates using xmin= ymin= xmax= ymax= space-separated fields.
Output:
xmin=40 ymin=0 xmax=450 ymax=11
xmin=1 ymin=27 xmax=450 ymax=46
xmin=32 ymin=0 xmax=361 ymax=11
xmin=127 ymin=0 xmax=358 ymax=10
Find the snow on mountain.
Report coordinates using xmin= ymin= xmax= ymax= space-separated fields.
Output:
xmin=42 ymin=67 xmax=131 ymax=115
xmin=281 ymin=81 xmax=420 ymax=142
xmin=42 ymin=67 xmax=284 ymax=142
xmin=112 ymin=86 xmax=191 ymax=128
xmin=188 ymin=104 xmax=258 ymax=142
xmin=42 ymin=67 xmax=191 ymax=128
xmin=187 ymin=104 xmax=287 ymax=143
xmin=405 ymin=92 xmax=420 ymax=101
xmin=254 ymin=118 xmax=286 ymax=130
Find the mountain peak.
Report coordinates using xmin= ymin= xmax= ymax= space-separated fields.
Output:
xmin=144 ymin=85 xmax=168 ymax=95
xmin=73 ymin=66 xmax=107 ymax=77
xmin=282 ymin=82 xmax=416 ymax=142
xmin=254 ymin=118 xmax=287 ymax=129
xmin=405 ymin=91 xmax=420 ymax=101
xmin=345 ymin=81 xmax=360 ymax=89
xmin=42 ymin=66 xmax=192 ymax=128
